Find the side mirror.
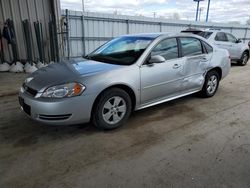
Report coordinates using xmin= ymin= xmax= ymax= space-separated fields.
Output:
xmin=236 ymin=39 xmax=242 ymax=43
xmin=148 ymin=55 xmax=165 ymax=64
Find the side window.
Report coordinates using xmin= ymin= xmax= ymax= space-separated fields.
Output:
xmin=215 ymin=32 xmax=228 ymax=42
xmin=179 ymin=37 xmax=203 ymax=56
xmin=197 ymin=31 xmax=213 ymax=39
xmin=202 ymin=41 xmax=213 ymax=54
xmin=226 ymin=33 xmax=237 ymax=43
xmin=151 ymin=38 xmax=178 ymax=60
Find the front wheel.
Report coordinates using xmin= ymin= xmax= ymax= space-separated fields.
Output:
xmin=199 ymin=70 xmax=220 ymax=98
xmin=237 ymin=51 xmax=249 ymax=66
xmin=92 ymin=88 xmax=132 ymax=130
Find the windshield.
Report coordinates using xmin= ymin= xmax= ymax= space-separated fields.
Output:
xmin=197 ymin=31 xmax=213 ymax=39
xmin=86 ymin=36 xmax=153 ymax=65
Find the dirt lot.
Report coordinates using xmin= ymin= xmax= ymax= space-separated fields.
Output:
xmin=1 ymin=63 xmax=250 ymax=188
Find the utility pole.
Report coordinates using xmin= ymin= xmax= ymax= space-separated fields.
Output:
xmin=199 ymin=7 xmax=204 ymax=21
xmin=194 ymin=0 xmax=204 ymax=21
xmin=206 ymin=0 xmax=211 ymax=22
xmin=82 ymin=0 xmax=85 ymax=12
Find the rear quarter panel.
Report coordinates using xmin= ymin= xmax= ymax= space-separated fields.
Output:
xmin=210 ymin=47 xmax=231 ymax=80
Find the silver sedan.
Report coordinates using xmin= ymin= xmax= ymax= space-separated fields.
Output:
xmin=19 ymin=33 xmax=230 ymax=129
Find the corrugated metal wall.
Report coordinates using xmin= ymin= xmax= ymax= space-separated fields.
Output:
xmin=0 ymin=0 xmax=60 ymax=63
xmin=62 ymin=10 xmax=250 ymax=58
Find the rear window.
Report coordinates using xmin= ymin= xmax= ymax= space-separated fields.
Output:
xmin=197 ymin=31 xmax=213 ymax=39
xmin=180 ymin=37 xmax=203 ymax=57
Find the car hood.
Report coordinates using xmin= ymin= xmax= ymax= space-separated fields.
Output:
xmin=25 ymin=59 xmax=121 ymax=91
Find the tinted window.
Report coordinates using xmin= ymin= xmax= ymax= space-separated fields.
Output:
xmin=215 ymin=32 xmax=228 ymax=41
xmin=197 ymin=31 xmax=213 ymax=39
xmin=202 ymin=41 xmax=213 ymax=53
xmin=87 ymin=36 xmax=153 ymax=65
xmin=151 ymin=38 xmax=178 ymax=60
xmin=226 ymin=33 xmax=237 ymax=43
xmin=180 ymin=37 xmax=203 ymax=56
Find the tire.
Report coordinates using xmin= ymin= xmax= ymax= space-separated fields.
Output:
xmin=199 ymin=70 xmax=220 ymax=98
xmin=237 ymin=51 xmax=249 ymax=66
xmin=92 ymin=88 xmax=132 ymax=130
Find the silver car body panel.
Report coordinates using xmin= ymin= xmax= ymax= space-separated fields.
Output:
xmin=19 ymin=33 xmax=230 ymax=125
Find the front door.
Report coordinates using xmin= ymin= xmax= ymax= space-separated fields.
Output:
xmin=140 ymin=38 xmax=185 ymax=104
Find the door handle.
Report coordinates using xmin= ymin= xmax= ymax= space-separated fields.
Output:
xmin=173 ymin=64 xmax=181 ymax=69
xmin=201 ymin=57 xmax=208 ymax=62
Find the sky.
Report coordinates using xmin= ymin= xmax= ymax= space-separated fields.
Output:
xmin=60 ymin=0 xmax=250 ymax=24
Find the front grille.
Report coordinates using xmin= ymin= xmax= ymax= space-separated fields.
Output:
xmin=38 ymin=114 xmax=72 ymax=121
xmin=23 ymin=84 xmax=38 ymax=97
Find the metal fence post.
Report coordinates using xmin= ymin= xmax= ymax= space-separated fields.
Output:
xmin=65 ymin=9 xmax=70 ymax=59
xmin=82 ymin=14 xmax=86 ymax=56
xmin=126 ymin=20 xmax=129 ymax=34
xmin=243 ymin=27 xmax=248 ymax=43
xmin=159 ymin=22 xmax=162 ymax=32
xmin=230 ymin=27 xmax=233 ymax=33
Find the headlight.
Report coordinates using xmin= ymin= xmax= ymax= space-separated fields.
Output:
xmin=41 ymin=82 xmax=85 ymax=98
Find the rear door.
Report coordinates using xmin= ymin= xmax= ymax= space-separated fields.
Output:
xmin=179 ymin=37 xmax=211 ymax=92
xmin=140 ymin=37 xmax=185 ymax=104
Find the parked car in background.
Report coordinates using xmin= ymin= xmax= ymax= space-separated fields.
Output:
xmin=19 ymin=33 xmax=230 ymax=130
xmin=182 ymin=29 xmax=249 ymax=66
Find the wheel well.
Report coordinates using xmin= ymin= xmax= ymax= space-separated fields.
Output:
xmin=91 ymin=84 xmax=136 ymax=117
xmin=208 ymin=67 xmax=222 ymax=80
xmin=243 ymin=49 xmax=249 ymax=56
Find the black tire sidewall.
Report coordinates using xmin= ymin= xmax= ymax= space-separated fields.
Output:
xmin=92 ymin=88 xmax=132 ymax=130
xmin=201 ymin=71 xmax=220 ymax=97
xmin=238 ymin=52 xmax=249 ymax=66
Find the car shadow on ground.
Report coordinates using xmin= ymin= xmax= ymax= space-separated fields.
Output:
xmin=0 ymin=93 xmax=201 ymax=148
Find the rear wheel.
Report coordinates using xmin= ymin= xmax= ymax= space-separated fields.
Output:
xmin=199 ymin=70 xmax=220 ymax=98
xmin=237 ymin=51 xmax=249 ymax=66
xmin=92 ymin=88 xmax=132 ymax=130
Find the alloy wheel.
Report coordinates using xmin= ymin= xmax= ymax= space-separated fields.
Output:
xmin=242 ymin=53 xmax=249 ymax=65
xmin=206 ymin=75 xmax=218 ymax=95
xmin=102 ymin=96 xmax=127 ymax=125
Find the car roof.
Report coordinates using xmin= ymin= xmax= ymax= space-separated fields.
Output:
xmin=181 ymin=28 xmax=203 ymax=34
xmin=181 ymin=28 xmax=226 ymax=34
xmin=122 ymin=33 xmax=170 ymax=39
xmin=122 ymin=32 xmax=207 ymax=39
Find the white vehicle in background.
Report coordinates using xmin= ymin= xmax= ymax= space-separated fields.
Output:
xmin=182 ymin=29 xmax=250 ymax=66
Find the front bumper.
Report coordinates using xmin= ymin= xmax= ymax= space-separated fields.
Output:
xmin=19 ymin=90 xmax=96 ymax=125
